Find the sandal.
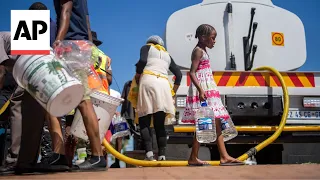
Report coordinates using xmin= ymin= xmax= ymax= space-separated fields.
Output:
xmin=220 ymin=161 xmax=245 ymax=166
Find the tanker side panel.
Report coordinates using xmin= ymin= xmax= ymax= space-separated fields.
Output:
xmin=165 ymin=2 xmax=306 ymax=71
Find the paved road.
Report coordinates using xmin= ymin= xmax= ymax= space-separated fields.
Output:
xmin=1 ymin=164 xmax=319 ymax=179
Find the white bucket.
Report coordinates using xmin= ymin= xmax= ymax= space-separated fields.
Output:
xmin=70 ymin=91 xmax=123 ymax=142
xmin=12 ymin=51 xmax=85 ymax=117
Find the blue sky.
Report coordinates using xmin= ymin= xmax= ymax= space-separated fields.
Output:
xmin=1 ymin=0 xmax=319 ymax=92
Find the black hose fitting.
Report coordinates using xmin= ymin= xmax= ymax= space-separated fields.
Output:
xmin=246 ymin=147 xmax=257 ymax=157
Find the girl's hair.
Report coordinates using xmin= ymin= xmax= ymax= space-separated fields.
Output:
xmin=195 ymin=24 xmax=216 ymax=39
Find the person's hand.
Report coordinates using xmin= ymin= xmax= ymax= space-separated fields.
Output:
xmin=199 ymin=89 xmax=207 ymax=102
xmin=53 ymin=40 xmax=63 ymax=58
xmin=65 ymin=126 xmax=71 ymax=137
xmin=172 ymin=95 xmax=176 ymax=105
xmin=53 ymin=40 xmax=61 ymax=49
xmin=135 ymin=74 xmax=141 ymax=85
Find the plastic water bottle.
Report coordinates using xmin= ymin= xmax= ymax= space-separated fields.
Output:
xmin=220 ymin=117 xmax=238 ymax=142
xmin=72 ymin=154 xmax=78 ymax=165
xmin=75 ymin=148 xmax=87 ymax=165
xmin=37 ymin=154 xmax=42 ymax=163
xmin=195 ymin=101 xmax=216 ymax=143
xmin=111 ymin=115 xmax=131 ymax=141
xmin=244 ymin=156 xmax=257 ymax=165
xmin=53 ymin=40 xmax=102 ymax=93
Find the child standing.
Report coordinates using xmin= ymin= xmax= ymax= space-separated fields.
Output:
xmin=182 ymin=24 xmax=244 ymax=166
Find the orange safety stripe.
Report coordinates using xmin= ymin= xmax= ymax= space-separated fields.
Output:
xmin=174 ymin=72 xmax=316 ymax=87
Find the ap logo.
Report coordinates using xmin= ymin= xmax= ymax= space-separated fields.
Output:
xmin=11 ymin=10 xmax=50 ymax=55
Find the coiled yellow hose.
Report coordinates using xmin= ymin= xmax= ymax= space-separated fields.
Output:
xmin=102 ymin=66 xmax=289 ymax=166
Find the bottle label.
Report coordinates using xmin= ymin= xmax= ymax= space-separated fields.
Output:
xmin=113 ymin=122 xmax=129 ymax=134
xmin=221 ymin=119 xmax=230 ymax=130
xmin=198 ymin=117 xmax=213 ymax=131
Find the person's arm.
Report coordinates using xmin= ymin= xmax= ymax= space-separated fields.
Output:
xmin=55 ymin=0 xmax=73 ymax=43
xmin=86 ymin=15 xmax=92 ymax=42
xmin=134 ymin=72 xmax=141 ymax=85
xmin=84 ymin=0 xmax=92 ymax=41
xmin=0 ymin=34 xmax=11 ymax=69
xmin=135 ymin=45 xmax=150 ymax=84
xmin=105 ymin=57 xmax=112 ymax=85
xmin=169 ymin=56 xmax=182 ymax=94
xmin=0 ymin=34 xmax=11 ymax=88
xmin=106 ymin=69 xmax=112 ymax=85
xmin=189 ymin=47 xmax=203 ymax=93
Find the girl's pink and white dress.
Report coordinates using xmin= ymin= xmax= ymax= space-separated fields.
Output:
xmin=181 ymin=50 xmax=232 ymax=124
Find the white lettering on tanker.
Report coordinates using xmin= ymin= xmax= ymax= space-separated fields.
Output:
xmin=185 ymin=33 xmax=194 ymax=42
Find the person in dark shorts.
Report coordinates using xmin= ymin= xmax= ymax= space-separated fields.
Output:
xmin=63 ymin=30 xmax=112 ymax=167
xmin=41 ymin=0 xmax=107 ymax=172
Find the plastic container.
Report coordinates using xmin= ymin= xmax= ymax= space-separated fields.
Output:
xmin=195 ymin=101 xmax=216 ymax=143
xmin=54 ymin=40 xmax=102 ymax=93
xmin=70 ymin=91 xmax=124 ymax=142
xmin=54 ymin=40 xmax=99 ymax=64
xmin=110 ymin=115 xmax=131 ymax=141
xmin=220 ymin=117 xmax=238 ymax=142
xmin=244 ymin=156 xmax=257 ymax=165
xmin=12 ymin=51 xmax=85 ymax=117
xmin=77 ymin=148 xmax=87 ymax=161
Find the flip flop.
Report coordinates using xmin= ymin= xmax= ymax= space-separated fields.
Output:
xmin=219 ymin=162 xmax=245 ymax=166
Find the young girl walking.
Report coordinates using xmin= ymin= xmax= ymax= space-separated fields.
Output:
xmin=182 ymin=24 xmax=244 ymax=166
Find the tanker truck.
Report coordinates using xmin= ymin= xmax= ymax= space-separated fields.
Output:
xmin=164 ymin=0 xmax=320 ymax=164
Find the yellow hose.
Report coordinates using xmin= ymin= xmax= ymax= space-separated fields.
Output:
xmin=237 ymin=66 xmax=289 ymax=161
xmin=102 ymin=66 xmax=289 ymax=166
xmin=0 ymin=100 xmax=10 ymax=115
xmin=102 ymin=138 xmax=219 ymax=167
xmin=174 ymin=126 xmax=320 ymax=133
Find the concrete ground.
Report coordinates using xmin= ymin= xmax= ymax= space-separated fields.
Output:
xmin=1 ymin=164 xmax=319 ymax=179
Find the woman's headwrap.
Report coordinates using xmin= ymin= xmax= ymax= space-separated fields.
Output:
xmin=146 ymin=35 xmax=164 ymax=47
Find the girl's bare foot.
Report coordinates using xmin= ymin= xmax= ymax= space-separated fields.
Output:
xmin=188 ymin=157 xmax=210 ymax=166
